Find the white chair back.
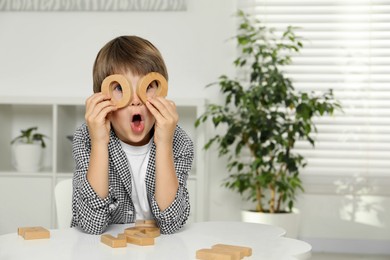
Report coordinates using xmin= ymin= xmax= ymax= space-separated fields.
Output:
xmin=54 ymin=178 xmax=73 ymax=229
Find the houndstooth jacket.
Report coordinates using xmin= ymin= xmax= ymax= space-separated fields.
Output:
xmin=70 ymin=123 xmax=194 ymax=235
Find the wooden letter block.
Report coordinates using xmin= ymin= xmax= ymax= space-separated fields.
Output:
xmin=144 ymin=219 xmax=157 ymax=226
xmin=101 ymin=234 xmax=127 ymax=248
xmin=125 ymin=226 xmax=160 ymax=238
xmin=124 ymin=227 xmax=142 ymax=235
xmin=126 ymin=233 xmax=154 ymax=246
xmin=135 ymin=219 xmax=157 ymax=228
xmin=212 ymin=244 xmax=252 ymax=257
xmin=210 ymin=248 xmax=241 ymax=260
xmin=142 ymin=227 xmax=160 ymax=238
xmin=18 ymin=227 xmax=50 ymax=240
xmin=196 ymin=248 xmax=235 ymax=260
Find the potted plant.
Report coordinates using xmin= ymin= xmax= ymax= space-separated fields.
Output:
xmin=11 ymin=126 xmax=48 ymax=172
xmin=195 ymin=11 xmax=341 ymax=238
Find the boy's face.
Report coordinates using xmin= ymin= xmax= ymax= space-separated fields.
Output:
xmin=108 ymin=70 xmax=156 ymax=146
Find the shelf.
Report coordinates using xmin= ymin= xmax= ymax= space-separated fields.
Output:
xmin=0 ymin=103 xmax=53 ymax=172
xmin=0 ymin=171 xmax=53 ymax=178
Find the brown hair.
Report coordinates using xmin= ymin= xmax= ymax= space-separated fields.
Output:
xmin=92 ymin=35 xmax=168 ymax=93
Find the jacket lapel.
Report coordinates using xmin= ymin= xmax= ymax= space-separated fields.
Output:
xmin=145 ymin=143 xmax=157 ymax=197
xmin=108 ymin=130 xmax=132 ymax=197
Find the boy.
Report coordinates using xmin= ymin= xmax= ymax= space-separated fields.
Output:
xmin=71 ymin=35 xmax=194 ymax=235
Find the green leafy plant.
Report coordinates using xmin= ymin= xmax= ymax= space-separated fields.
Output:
xmin=11 ymin=126 xmax=48 ymax=148
xmin=195 ymin=10 xmax=341 ymax=213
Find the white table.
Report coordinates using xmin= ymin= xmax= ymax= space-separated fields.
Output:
xmin=0 ymin=221 xmax=311 ymax=259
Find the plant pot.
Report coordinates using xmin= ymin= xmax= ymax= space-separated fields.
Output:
xmin=12 ymin=143 xmax=43 ymax=172
xmin=241 ymin=209 xmax=301 ymax=238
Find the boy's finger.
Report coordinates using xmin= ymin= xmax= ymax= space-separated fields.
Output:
xmin=147 ymin=97 xmax=176 ymax=118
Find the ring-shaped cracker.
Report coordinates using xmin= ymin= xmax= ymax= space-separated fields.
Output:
xmin=101 ymin=74 xmax=132 ymax=108
xmin=136 ymin=72 xmax=168 ymax=104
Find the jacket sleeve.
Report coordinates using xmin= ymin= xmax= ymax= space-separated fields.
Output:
xmin=70 ymin=124 xmax=118 ymax=235
xmin=149 ymin=126 xmax=194 ymax=234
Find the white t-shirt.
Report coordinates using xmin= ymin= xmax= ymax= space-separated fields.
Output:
xmin=120 ymin=139 xmax=153 ymax=220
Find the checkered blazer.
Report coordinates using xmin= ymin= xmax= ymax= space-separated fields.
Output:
xmin=70 ymin=123 xmax=194 ymax=235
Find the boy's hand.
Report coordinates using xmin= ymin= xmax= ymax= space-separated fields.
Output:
xmin=145 ymin=97 xmax=178 ymax=147
xmin=85 ymin=93 xmax=117 ymax=145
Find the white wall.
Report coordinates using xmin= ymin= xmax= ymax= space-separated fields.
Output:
xmin=0 ymin=1 xmax=236 ymax=99
xmin=1 ymin=1 xmax=390 ymax=255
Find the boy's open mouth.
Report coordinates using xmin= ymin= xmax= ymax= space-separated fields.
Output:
xmin=132 ymin=114 xmax=142 ymax=126
xmin=130 ymin=113 xmax=144 ymax=134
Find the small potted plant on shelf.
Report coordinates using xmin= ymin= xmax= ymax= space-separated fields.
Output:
xmin=10 ymin=126 xmax=49 ymax=172
xmin=195 ymin=11 xmax=341 ymax=238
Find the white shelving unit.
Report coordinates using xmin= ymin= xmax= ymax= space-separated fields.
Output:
xmin=0 ymin=96 xmax=207 ymax=235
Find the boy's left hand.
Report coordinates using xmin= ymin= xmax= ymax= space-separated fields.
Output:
xmin=145 ymin=97 xmax=178 ymax=147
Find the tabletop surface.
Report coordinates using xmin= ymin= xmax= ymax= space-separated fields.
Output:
xmin=0 ymin=221 xmax=311 ymax=260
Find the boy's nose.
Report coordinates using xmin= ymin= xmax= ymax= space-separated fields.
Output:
xmin=130 ymin=89 xmax=142 ymax=106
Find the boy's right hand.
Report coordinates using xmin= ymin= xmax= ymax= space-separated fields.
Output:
xmin=85 ymin=93 xmax=117 ymax=145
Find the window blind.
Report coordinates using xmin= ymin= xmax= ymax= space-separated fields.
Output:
xmin=239 ymin=0 xmax=390 ymax=176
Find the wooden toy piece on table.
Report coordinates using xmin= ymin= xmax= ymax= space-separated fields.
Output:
xmin=212 ymin=244 xmax=252 ymax=258
xmin=120 ymin=232 xmax=154 ymax=246
xmin=196 ymin=244 xmax=252 ymax=260
xmin=100 ymin=221 xmax=160 ymax=248
xmin=17 ymin=226 xmax=50 ymax=240
xmin=125 ymin=226 xmax=161 ymax=238
xmin=196 ymin=249 xmax=239 ymax=260
xmin=135 ymin=219 xmax=158 ymax=228
xmin=100 ymin=234 xmax=127 ymax=248
xmin=122 ymin=224 xmax=160 ymax=246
